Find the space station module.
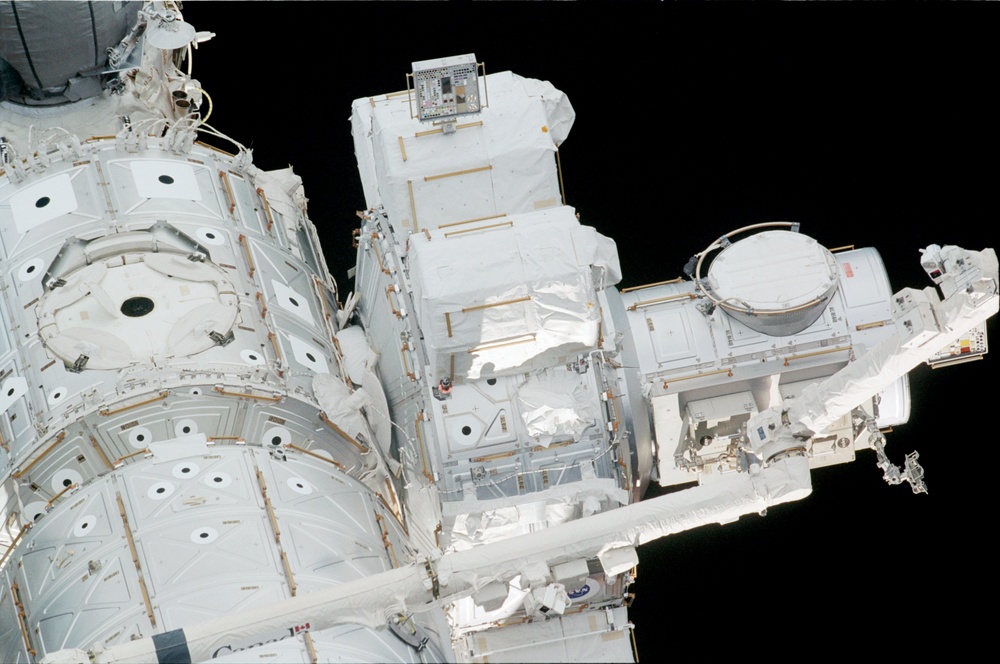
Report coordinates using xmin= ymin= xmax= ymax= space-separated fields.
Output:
xmin=0 ymin=4 xmax=995 ymax=663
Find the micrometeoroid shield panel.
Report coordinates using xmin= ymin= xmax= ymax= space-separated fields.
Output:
xmin=412 ymin=53 xmax=480 ymax=121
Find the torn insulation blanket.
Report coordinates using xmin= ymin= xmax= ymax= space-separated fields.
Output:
xmin=408 ymin=206 xmax=621 ymax=380
xmin=516 ymin=369 xmax=601 ymax=446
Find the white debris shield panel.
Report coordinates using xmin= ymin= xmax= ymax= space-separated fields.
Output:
xmin=351 ymin=71 xmax=574 ymax=231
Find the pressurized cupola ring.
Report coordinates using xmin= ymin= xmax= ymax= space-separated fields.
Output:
xmin=696 ymin=224 xmax=839 ymax=336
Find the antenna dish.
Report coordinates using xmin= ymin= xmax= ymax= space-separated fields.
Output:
xmin=145 ymin=14 xmax=196 ymax=49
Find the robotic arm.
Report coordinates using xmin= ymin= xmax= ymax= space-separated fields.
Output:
xmin=746 ymin=244 xmax=998 ymax=492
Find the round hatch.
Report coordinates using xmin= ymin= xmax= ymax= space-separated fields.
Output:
xmin=706 ymin=230 xmax=839 ymax=336
xmin=37 ymin=251 xmax=239 ymax=369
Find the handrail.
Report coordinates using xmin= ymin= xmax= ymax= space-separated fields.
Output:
xmin=693 ymin=222 xmax=799 ymax=311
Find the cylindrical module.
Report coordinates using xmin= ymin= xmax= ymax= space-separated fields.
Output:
xmin=0 ymin=134 xmax=445 ymax=661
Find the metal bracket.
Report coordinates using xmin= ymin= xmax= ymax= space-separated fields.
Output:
xmin=208 ymin=330 xmax=235 ymax=347
xmin=66 ymin=354 xmax=89 ymax=373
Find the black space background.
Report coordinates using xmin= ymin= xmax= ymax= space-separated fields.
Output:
xmin=184 ymin=3 xmax=996 ymax=660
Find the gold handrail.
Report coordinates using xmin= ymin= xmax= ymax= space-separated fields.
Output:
xmin=444 ymin=221 xmax=512 ymax=238
xmin=114 ymin=449 xmax=151 ymax=466
xmin=255 ymin=291 xmax=268 ymax=319
xmin=11 ymin=582 xmax=36 ymax=656
xmin=468 ymin=335 xmax=536 ymax=354
xmin=400 ymin=341 xmax=417 ymax=382
xmin=782 ymin=346 xmax=850 ymax=366
xmin=471 ymin=450 xmax=517 ymax=463
xmin=116 ymin=494 xmax=156 ymax=626
xmin=374 ymin=513 xmax=399 ymax=568
xmin=218 ymin=170 xmax=236 ymax=215
xmin=12 ymin=431 xmax=67 ymax=479
xmin=662 ymin=367 xmax=733 ymax=390
xmin=195 ymin=140 xmax=235 ymax=157
xmin=100 ymin=391 xmax=170 ymax=417
xmin=0 ymin=525 xmax=31 ymax=570
xmin=280 ymin=550 xmax=298 ymax=597
xmin=444 ymin=296 xmax=531 ymax=337
xmin=207 ymin=436 xmax=245 ymax=443
xmin=212 ymin=387 xmax=283 ymax=402
xmin=414 ymin=413 xmax=434 ymax=482
xmin=268 ymin=332 xmax=284 ymax=377
xmin=318 ymin=412 xmax=369 ymax=453
xmin=256 ymin=470 xmax=282 ymax=545
xmin=627 ymin=292 xmax=697 ymax=311
xmin=90 ymin=435 xmax=113 ymax=470
xmin=407 ymin=180 xmax=419 ymax=231
xmin=620 ymin=277 xmax=684 ymax=293
xmin=256 ymin=187 xmax=275 ymax=231
xmin=856 ymin=320 xmax=890 ymax=331
xmin=239 ymin=234 xmax=256 ymax=278
xmin=304 ymin=632 xmax=318 ymax=664
xmin=285 ymin=444 xmax=347 ymax=472
xmin=437 ymin=213 xmax=507 ymax=230
xmin=44 ymin=483 xmax=78 ymax=511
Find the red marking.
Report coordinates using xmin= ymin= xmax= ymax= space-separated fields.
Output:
xmin=294 ymin=623 xmax=311 ymax=633
xmin=843 ymin=263 xmax=854 ymax=278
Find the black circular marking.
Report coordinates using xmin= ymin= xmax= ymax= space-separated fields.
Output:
xmin=248 ymin=353 xmax=258 ymax=361
xmin=81 ymin=521 xmax=89 ymax=529
xmin=6 ymin=388 xmax=13 ymax=397
xmin=461 ymin=425 xmax=472 ymax=436
xmin=289 ymin=297 xmax=299 ymax=307
xmin=199 ymin=531 xmax=209 ymax=538
xmin=182 ymin=426 xmax=191 ymax=434
xmin=181 ymin=467 xmax=191 ymax=474
xmin=158 ymin=175 xmax=174 ymax=184
xmin=213 ymin=476 xmax=223 ymax=483
xmin=296 ymin=482 xmax=304 ymax=489
xmin=33 ymin=513 xmax=43 ymax=522
xmin=156 ymin=487 xmax=166 ymax=494
xmin=271 ymin=436 xmax=282 ymax=446
xmin=35 ymin=196 xmax=50 ymax=208
xmin=136 ymin=434 xmax=145 ymax=442
xmin=62 ymin=478 xmax=72 ymax=487
xmin=26 ymin=264 xmax=36 ymax=273
xmin=306 ymin=352 xmax=316 ymax=362
xmin=487 ymin=378 xmax=497 ymax=386
xmin=205 ymin=232 xmax=216 ymax=239
xmin=121 ymin=296 xmax=155 ymax=317
xmin=53 ymin=392 xmax=62 ymax=399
